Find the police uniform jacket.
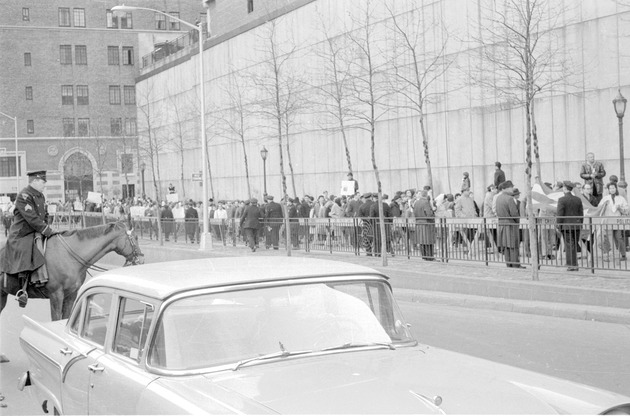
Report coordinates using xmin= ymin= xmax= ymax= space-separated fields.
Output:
xmin=184 ymin=206 xmax=199 ymax=233
xmin=556 ymin=193 xmax=584 ymax=232
xmin=1 ymin=185 xmax=52 ymax=274
xmin=265 ymin=201 xmax=283 ymax=220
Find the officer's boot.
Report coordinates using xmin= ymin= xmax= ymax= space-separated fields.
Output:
xmin=16 ymin=272 xmax=29 ymax=308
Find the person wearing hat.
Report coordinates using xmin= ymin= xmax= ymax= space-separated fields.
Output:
xmin=357 ymin=193 xmax=375 ymax=256
xmin=159 ymin=201 xmax=174 ymax=241
xmin=369 ymin=193 xmax=394 ymax=257
xmin=184 ymin=200 xmax=199 ymax=244
xmin=495 ymin=180 xmax=525 ymax=269
xmin=494 ymin=162 xmax=506 ymax=188
xmin=240 ymin=198 xmax=262 ymax=252
xmin=1 ymin=170 xmax=55 ymax=297
xmin=556 ymin=181 xmax=584 ymax=271
xmin=263 ymin=195 xmax=282 ymax=249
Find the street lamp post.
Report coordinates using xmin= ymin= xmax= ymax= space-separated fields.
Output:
xmin=613 ymin=89 xmax=627 ymax=189
xmin=0 ymin=111 xmax=19 ymax=195
xmin=140 ymin=162 xmax=146 ymax=197
xmin=260 ymin=146 xmax=268 ymax=195
xmin=112 ymin=5 xmax=212 ymax=249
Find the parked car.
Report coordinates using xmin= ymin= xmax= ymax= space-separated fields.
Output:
xmin=19 ymin=257 xmax=630 ymax=414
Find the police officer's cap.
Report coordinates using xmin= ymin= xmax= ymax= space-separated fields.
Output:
xmin=27 ymin=170 xmax=47 ymax=182
xmin=361 ymin=192 xmax=372 ymax=199
xmin=267 ymin=195 xmax=274 ymax=200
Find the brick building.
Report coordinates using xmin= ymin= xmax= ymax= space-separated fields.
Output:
xmin=0 ymin=0 xmax=205 ymax=202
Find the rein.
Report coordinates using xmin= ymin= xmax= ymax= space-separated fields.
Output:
xmin=55 ymin=224 xmax=142 ymax=274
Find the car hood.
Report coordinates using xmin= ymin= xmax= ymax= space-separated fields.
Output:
xmin=154 ymin=346 xmax=629 ymax=414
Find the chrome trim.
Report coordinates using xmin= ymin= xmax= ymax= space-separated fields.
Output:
xmin=61 ymin=355 xmax=88 ymax=383
xmin=409 ymin=390 xmax=446 ymax=414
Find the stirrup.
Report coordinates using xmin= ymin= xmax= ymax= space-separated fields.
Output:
xmin=15 ymin=289 xmax=28 ymax=308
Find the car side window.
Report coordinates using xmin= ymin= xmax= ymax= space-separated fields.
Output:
xmin=113 ymin=297 xmax=154 ymax=362
xmin=81 ymin=293 xmax=112 ymax=346
xmin=68 ymin=300 xmax=83 ymax=335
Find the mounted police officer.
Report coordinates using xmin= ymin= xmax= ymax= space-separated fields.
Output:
xmin=1 ymin=171 xmax=55 ymax=305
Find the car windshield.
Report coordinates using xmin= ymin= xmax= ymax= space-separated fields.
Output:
xmin=148 ymin=279 xmax=415 ymax=371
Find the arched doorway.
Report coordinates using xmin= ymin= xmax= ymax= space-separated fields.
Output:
xmin=64 ymin=152 xmax=94 ymax=202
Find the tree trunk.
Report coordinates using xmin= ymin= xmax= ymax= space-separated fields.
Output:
xmin=370 ymin=120 xmax=387 ymax=267
xmin=419 ymin=116 xmax=434 ymax=192
xmin=531 ymin=98 xmax=542 ymax=180
xmin=285 ymin=118 xmax=298 ymax=198
xmin=241 ymin=136 xmax=252 ymax=199
xmin=180 ymin=149 xmax=186 ymax=200
xmin=338 ymin=113 xmax=353 ymax=175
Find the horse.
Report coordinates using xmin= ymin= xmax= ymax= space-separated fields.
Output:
xmin=0 ymin=220 xmax=144 ymax=322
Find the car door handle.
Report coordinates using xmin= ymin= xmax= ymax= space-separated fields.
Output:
xmin=87 ymin=364 xmax=105 ymax=373
xmin=60 ymin=347 xmax=73 ymax=356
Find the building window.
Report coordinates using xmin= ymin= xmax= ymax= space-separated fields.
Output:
xmin=169 ymin=12 xmax=180 ymax=30
xmin=109 ymin=86 xmax=121 ymax=105
xmin=0 ymin=156 xmax=22 ymax=177
xmin=122 ymin=47 xmax=134 ymax=65
xmin=73 ymin=8 xmax=86 ymax=27
xmin=78 ymin=118 xmax=90 ymax=137
xmin=124 ymin=86 xmax=136 ymax=105
xmin=75 ymin=45 xmax=87 ymax=65
xmin=77 ymin=85 xmax=89 ymax=105
xmin=61 ymin=85 xmax=74 ymax=105
xmin=111 ymin=118 xmax=123 ymax=136
xmin=60 ymin=45 xmax=72 ymax=64
xmin=24 ymin=52 xmax=31 ymax=66
xmin=26 ymin=120 xmax=34 ymax=134
xmin=248 ymin=0 xmax=254 ymax=13
xmin=59 ymin=7 xmax=71 ymax=26
xmin=120 ymin=12 xmax=132 ymax=29
xmin=106 ymin=10 xmax=118 ymax=28
xmin=63 ymin=118 xmax=75 ymax=137
xmin=155 ymin=13 xmax=166 ymax=30
xmin=22 ymin=8 xmax=30 ymax=21
xmin=107 ymin=46 xmax=119 ymax=65
xmin=125 ymin=118 xmax=137 ymax=136
xmin=25 ymin=86 xmax=33 ymax=101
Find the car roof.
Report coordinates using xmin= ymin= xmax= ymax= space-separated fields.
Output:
xmin=82 ymin=257 xmax=387 ymax=300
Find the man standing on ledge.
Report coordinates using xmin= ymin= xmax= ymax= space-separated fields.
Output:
xmin=556 ymin=181 xmax=584 ymax=271
xmin=494 ymin=162 xmax=506 ymax=188
xmin=1 ymin=170 xmax=55 ymax=295
xmin=495 ymin=180 xmax=525 ymax=269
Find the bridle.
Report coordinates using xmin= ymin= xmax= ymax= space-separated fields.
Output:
xmin=119 ymin=226 xmax=144 ymax=267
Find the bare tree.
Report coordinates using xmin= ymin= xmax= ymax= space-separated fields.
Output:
xmin=213 ymin=72 xmax=256 ymax=199
xmin=476 ymin=0 xmax=574 ymax=280
xmin=346 ymin=0 xmax=392 ymax=265
xmin=166 ymin=88 xmax=194 ymax=200
xmin=312 ymin=15 xmax=355 ymax=175
xmin=250 ymin=17 xmax=299 ymax=255
xmin=386 ymin=2 xmax=451 ymax=192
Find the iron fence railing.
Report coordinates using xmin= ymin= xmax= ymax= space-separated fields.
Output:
xmin=45 ymin=212 xmax=630 ymax=273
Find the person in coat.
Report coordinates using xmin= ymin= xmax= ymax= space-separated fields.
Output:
xmin=1 ymin=170 xmax=55 ymax=291
xmin=494 ymin=162 xmax=506 ymax=188
xmin=580 ymin=152 xmax=606 ymax=204
xmin=184 ymin=200 xmax=199 ymax=244
xmin=495 ymin=180 xmax=524 ymax=268
xmin=413 ymin=190 xmax=436 ymax=260
xmin=264 ymin=195 xmax=283 ymax=250
xmin=160 ymin=202 xmax=174 ymax=241
xmin=556 ymin=181 xmax=584 ymax=271
xmin=240 ymin=198 xmax=262 ymax=252
xmin=369 ymin=194 xmax=393 ymax=257
xmin=358 ymin=193 xmax=375 ymax=256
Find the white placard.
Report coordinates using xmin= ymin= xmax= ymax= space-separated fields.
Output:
xmin=130 ymin=206 xmax=145 ymax=217
xmin=166 ymin=193 xmax=179 ymax=203
xmin=86 ymin=191 xmax=103 ymax=204
xmin=340 ymin=181 xmax=355 ymax=196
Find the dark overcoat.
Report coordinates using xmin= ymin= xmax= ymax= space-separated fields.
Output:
xmin=184 ymin=206 xmax=199 ymax=234
xmin=495 ymin=192 xmax=520 ymax=249
xmin=265 ymin=202 xmax=283 ymax=220
xmin=1 ymin=185 xmax=51 ymax=274
xmin=160 ymin=206 xmax=174 ymax=235
xmin=240 ymin=204 xmax=262 ymax=229
xmin=556 ymin=193 xmax=584 ymax=232
xmin=413 ymin=197 xmax=436 ymax=244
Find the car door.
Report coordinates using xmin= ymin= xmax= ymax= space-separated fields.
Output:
xmin=60 ymin=291 xmax=112 ymax=415
xmin=87 ymin=296 xmax=158 ymax=415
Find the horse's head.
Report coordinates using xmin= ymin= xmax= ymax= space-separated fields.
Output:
xmin=115 ymin=224 xmax=145 ymax=267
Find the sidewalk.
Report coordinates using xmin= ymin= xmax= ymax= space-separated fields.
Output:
xmin=98 ymin=237 xmax=630 ymax=324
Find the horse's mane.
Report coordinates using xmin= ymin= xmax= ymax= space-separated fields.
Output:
xmin=58 ymin=221 xmax=126 ymax=241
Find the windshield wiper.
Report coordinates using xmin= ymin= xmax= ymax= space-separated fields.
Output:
xmin=231 ymin=342 xmax=312 ymax=371
xmin=321 ymin=342 xmax=396 ymax=352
